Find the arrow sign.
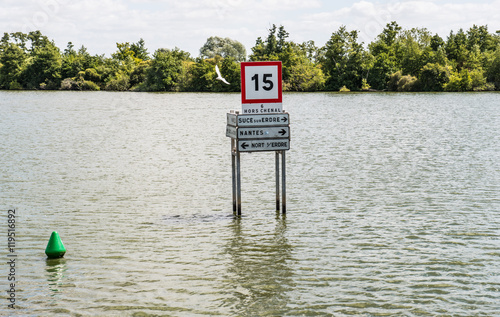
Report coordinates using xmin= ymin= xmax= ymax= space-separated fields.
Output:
xmin=227 ymin=126 xmax=290 ymax=139
xmin=227 ymin=113 xmax=289 ymax=127
xmin=238 ymin=139 xmax=290 ymax=152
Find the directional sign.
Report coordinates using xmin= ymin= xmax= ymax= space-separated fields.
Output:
xmin=227 ymin=113 xmax=289 ymax=127
xmin=227 ymin=126 xmax=290 ymax=139
xmin=241 ymin=61 xmax=282 ymax=114
xmin=226 ymin=125 xmax=237 ymax=139
xmin=238 ymin=139 xmax=290 ymax=152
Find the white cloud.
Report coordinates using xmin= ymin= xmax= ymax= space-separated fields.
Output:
xmin=1 ymin=0 xmax=499 ymax=58
xmin=302 ymin=0 xmax=500 ymax=45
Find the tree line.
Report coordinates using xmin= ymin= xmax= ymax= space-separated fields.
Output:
xmin=1 ymin=22 xmax=500 ymax=92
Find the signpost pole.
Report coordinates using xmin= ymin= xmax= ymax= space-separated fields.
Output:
xmin=231 ymin=139 xmax=236 ymax=214
xmin=275 ymin=151 xmax=280 ymax=211
xmin=236 ymin=150 xmax=242 ymax=215
xmin=227 ymin=61 xmax=289 ymax=215
xmin=281 ymin=150 xmax=286 ymax=214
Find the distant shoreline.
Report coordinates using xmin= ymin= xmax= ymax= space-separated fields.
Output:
xmin=1 ymin=24 xmax=499 ymax=93
xmin=0 ymin=89 xmax=500 ymax=95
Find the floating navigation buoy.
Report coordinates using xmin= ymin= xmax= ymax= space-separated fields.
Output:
xmin=45 ymin=231 xmax=66 ymax=259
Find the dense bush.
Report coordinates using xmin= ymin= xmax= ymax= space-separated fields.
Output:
xmin=1 ymin=24 xmax=499 ymax=92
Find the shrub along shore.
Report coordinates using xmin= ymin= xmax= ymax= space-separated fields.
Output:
xmin=1 ymin=22 xmax=499 ymax=92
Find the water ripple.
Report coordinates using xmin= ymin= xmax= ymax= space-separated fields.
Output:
xmin=0 ymin=91 xmax=499 ymax=316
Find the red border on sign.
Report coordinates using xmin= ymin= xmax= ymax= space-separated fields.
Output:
xmin=241 ymin=61 xmax=282 ymax=104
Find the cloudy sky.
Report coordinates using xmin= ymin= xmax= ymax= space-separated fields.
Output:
xmin=1 ymin=0 xmax=499 ymax=57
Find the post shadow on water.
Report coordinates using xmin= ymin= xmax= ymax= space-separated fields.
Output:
xmin=45 ymin=258 xmax=68 ymax=295
xmin=223 ymin=212 xmax=294 ymax=316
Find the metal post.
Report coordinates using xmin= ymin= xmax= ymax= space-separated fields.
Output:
xmin=231 ymin=139 xmax=236 ymax=214
xmin=281 ymin=150 xmax=286 ymax=213
xmin=275 ymin=151 xmax=280 ymax=211
xmin=236 ymin=150 xmax=242 ymax=215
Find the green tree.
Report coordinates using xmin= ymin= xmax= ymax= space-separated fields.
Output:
xmin=368 ymin=22 xmax=403 ymax=90
xmin=112 ymin=42 xmax=135 ymax=61
xmin=387 ymin=70 xmax=419 ymax=92
xmin=26 ymin=30 xmax=51 ymax=52
xmin=445 ymin=29 xmax=470 ymax=70
xmin=130 ymin=38 xmax=149 ymax=61
xmin=2 ymin=26 xmax=499 ymax=92
xmin=399 ymin=28 xmax=433 ymax=77
xmin=249 ymin=24 xmax=281 ymax=61
xmin=111 ymin=41 xmax=142 ymax=77
xmin=199 ymin=36 xmax=246 ymax=61
xmin=250 ymin=25 xmax=326 ymax=90
xmin=265 ymin=24 xmax=278 ymax=57
xmin=215 ymin=57 xmax=240 ymax=92
xmin=286 ymin=61 xmax=325 ymax=91
xmin=129 ymin=60 xmax=150 ymax=89
xmin=282 ymin=41 xmax=325 ymax=91
xmin=466 ymin=25 xmax=496 ymax=52
xmin=298 ymin=40 xmax=322 ymax=63
xmin=182 ymin=56 xmax=239 ymax=92
xmin=442 ymin=25 xmax=497 ymax=91
xmin=187 ymin=58 xmax=215 ymax=92
xmin=419 ymin=63 xmax=451 ymax=91
xmin=0 ymin=31 xmax=63 ymax=89
xmin=398 ymin=74 xmax=419 ymax=91
xmin=443 ymin=69 xmax=472 ymax=91
xmin=60 ymin=43 xmax=116 ymax=90
xmin=0 ymin=42 xmax=26 ymax=89
xmin=430 ymin=34 xmax=445 ymax=51
xmin=144 ymin=48 xmax=190 ymax=91
xmin=387 ymin=70 xmax=402 ymax=91
xmin=487 ymin=49 xmax=500 ymax=89
xmin=249 ymin=37 xmax=266 ymax=60
xmin=442 ymin=68 xmax=489 ymax=91
xmin=105 ymin=72 xmax=130 ymax=91
xmin=322 ymin=25 xmax=366 ymax=90
xmin=1 ymin=32 xmax=27 ymax=52
xmin=23 ymin=41 xmax=62 ymax=89
xmin=276 ymin=25 xmax=289 ymax=53
xmin=61 ymin=44 xmax=95 ymax=79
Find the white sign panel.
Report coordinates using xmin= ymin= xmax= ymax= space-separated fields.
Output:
xmin=227 ymin=126 xmax=290 ymax=139
xmin=244 ymin=65 xmax=279 ymax=101
xmin=242 ymin=103 xmax=282 ymax=114
xmin=226 ymin=125 xmax=237 ymax=138
xmin=227 ymin=113 xmax=289 ymax=127
xmin=241 ymin=62 xmax=282 ymax=113
xmin=238 ymin=139 xmax=290 ymax=152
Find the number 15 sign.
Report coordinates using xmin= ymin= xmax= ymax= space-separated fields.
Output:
xmin=241 ymin=61 xmax=282 ymax=114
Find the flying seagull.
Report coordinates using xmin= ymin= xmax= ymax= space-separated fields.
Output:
xmin=215 ymin=65 xmax=230 ymax=85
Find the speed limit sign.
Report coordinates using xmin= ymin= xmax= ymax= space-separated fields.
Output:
xmin=241 ymin=61 xmax=282 ymax=114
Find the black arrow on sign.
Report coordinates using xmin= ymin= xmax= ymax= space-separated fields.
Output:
xmin=281 ymin=117 xmax=288 ymax=122
xmin=241 ymin=142 xmax=249 ymax=149
xmin=279 ymin=129 xmax=287 ymax=136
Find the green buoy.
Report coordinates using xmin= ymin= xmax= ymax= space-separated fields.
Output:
xmin=45 ymin=231 xmax=66 ymax=259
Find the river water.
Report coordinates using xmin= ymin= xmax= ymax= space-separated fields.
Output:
xmin=0 ymin=91 xmax=499 ymax=316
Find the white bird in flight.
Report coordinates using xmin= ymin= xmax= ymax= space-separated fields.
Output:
xmin=215 ymin=65 xmax=230 ymax=85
